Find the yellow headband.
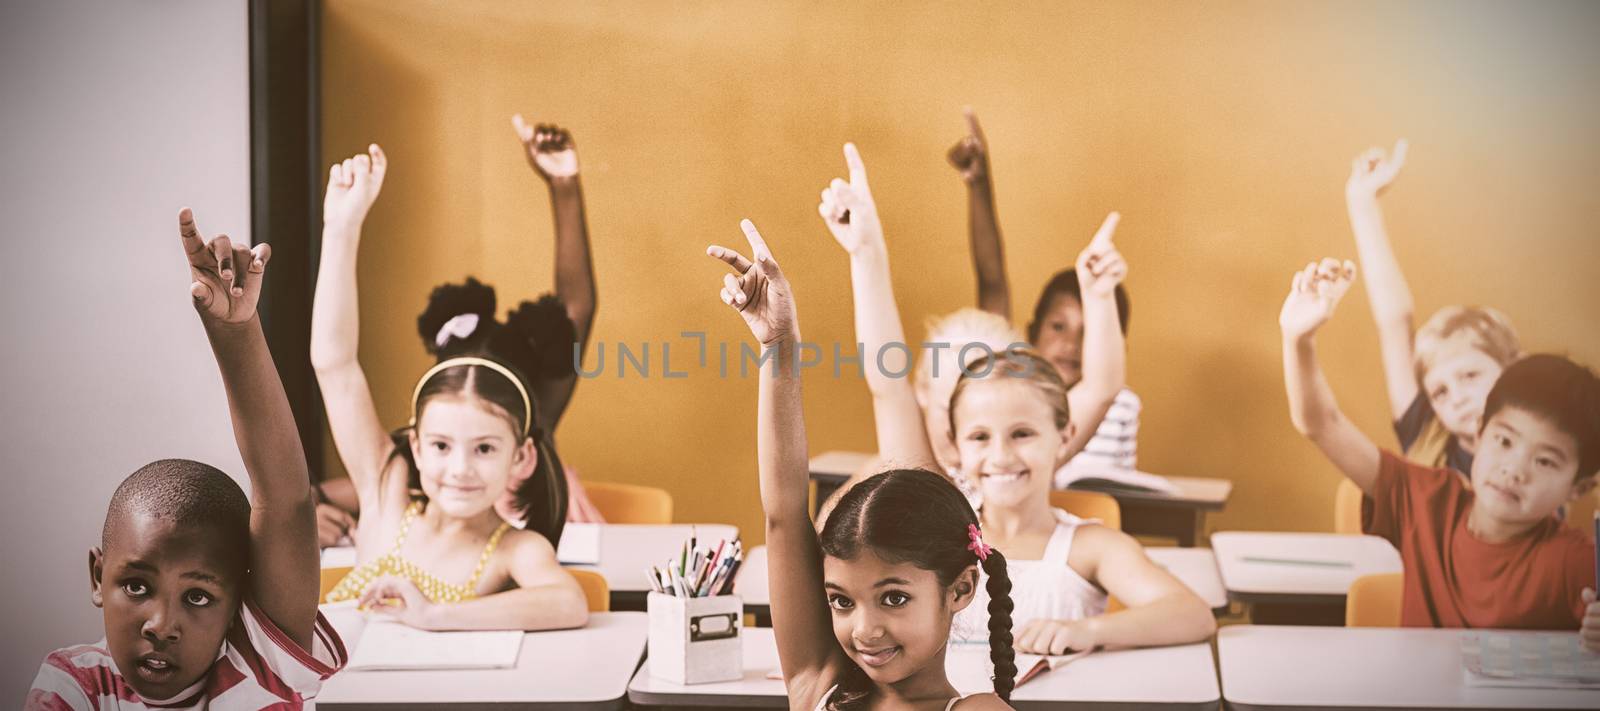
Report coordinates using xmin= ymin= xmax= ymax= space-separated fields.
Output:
xmin=409 ymin=356 xmax=533 ymax=436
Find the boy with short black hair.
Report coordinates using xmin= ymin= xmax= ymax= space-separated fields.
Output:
xmin=26 ymin=209 xmax=346 ymax=710
xmin=1280 ymin=258 xmax=1599 ymax=643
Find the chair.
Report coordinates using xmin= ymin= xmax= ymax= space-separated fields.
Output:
xmin=568 ymin=569 xmax=611 ymax=612
xmin=1333 ymin=478 xmax=1363 ymax=534
xmin=1049 ymin=490 xmax=1122 ymax=530
xmin=319 ymin=566 xmax=352 ymax=603
xmin=584 ymin=481 xmax=673 ymax=524
xmin=1345 ymin=572 xmax=1403 ymax=627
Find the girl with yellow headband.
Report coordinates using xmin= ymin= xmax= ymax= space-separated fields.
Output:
xmin=308 ymin=138 xmax=587 ymax=631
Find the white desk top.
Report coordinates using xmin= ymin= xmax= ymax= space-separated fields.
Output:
xmin=1210 ymin=531 xmax=1402 ymax=604
xmin=1218 ymin=625 xmax=1600 ymax=710
xmin=737 ymin=545 xmax=1227 ymax=613
xmin=1147 ymin=547 xmax=1229 ymax=611
xmin=629 ymin=626 xmax=1219 ymax=709
xmin=560 ymin=523 xmax=739 ymax=593
xmin=317 ymin=610 xmax=647 ymax=709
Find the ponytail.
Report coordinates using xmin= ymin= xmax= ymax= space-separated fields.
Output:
xmin=981 ymin=550 xmax=1016 ymax=701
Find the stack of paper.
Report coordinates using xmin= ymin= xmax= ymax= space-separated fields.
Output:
xmin=346 ymin=619 xmax=524 ymax=671
xmin=557 ymin=522 xmax=601 ymax=565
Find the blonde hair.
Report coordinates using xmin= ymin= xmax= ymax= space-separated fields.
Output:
xmin=915 ymin=308 xmax=1026 ymax=407
xmin=1412 ymin=306 xmax=1520 ymax=384
xmin=947 ymin=347 xmax=1072 ymax=437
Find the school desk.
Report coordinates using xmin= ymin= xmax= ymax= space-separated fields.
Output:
xmin=1210 ymin=531 xmax=1402 ymax=625
xmin=317 ymin=610 xmax=648 ymax=710
xmin=628 ymin=626 xmax=1220 ymax=709
xmin=1218 ymin=625 xmax=1600 ymax=710
xmin=558 ymin=522 xmax=739 ymax=610
xmin=808 ymin=450 xmax=1233 ymax=546
xmin=734 ymin=545 xmax=1229 ymax=622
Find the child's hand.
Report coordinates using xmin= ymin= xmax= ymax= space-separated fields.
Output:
xmin=707 ymin=220 xmax=797 ymax=346
xmin=946 ymin=107 xmax=989 ymax=185
xmin=1279 ymin=258 xmax=1357 ymax=341
xmin=512 ymin=114 xmax=579 ymax=183
xmin=817 ymin=143 xmax=883 ymax=256
xmin=324 ymin=144 xmax=387 ymax=231
xmin=179 ymin=208 xmax=269 ymax=324
xmin=359 ymin=575 xmax=435 ymax=629
xmin=1346 ymin=139 xmax=1408 ymax=201
xmin=316 ymin=504 xmax=357 ymax=548
xmin=1074 ymin=212 xmax=1126 ymax=297
xmin=1015 ymin=618 xmax=1097 ymax=656
xmin=1582 ymin=588 xmax=1600 ymax=653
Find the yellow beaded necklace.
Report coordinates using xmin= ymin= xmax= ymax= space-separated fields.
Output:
xmin=325 ymin=500 xmax=510 ymax=604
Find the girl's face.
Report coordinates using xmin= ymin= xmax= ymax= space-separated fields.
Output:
xmin=410 ymin=395 xmax=535 ymax=519
xmin=1421 ymin=342 xmax=1503 ymax=444
xmin=951 ymin=378 xmax=1071 ymax=509
xmin=822 ymin=549 xmax=976 ymax=686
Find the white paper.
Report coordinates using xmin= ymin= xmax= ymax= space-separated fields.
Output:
xmin=557 ymin=522 xmax=601 ymax=565
xmin=1461 ymin=631 xmax=1600 ymax=688
xmin=346 ymin=619 xmax=523 ymax=671
xmin=1013 ymin=649 xmax=1093 ymax=687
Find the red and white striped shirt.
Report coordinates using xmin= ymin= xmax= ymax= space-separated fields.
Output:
xmin=25 ymin=598 xmax=346 ymax=710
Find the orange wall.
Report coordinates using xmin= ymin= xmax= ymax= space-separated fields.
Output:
xmin=321 ymin=0 xmax=1600 ymax=545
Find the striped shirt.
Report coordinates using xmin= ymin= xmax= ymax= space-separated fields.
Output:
xmin=1054 ymin=387 xmax=1140 ymax=487
xmin=25 ymin=599 xmax=346 ymax=710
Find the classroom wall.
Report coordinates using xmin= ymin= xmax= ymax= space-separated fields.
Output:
xmin=0 ymin=1 xmax=252 ymax=701
xmin=320 ymin=0 xmax=1600 ymax=549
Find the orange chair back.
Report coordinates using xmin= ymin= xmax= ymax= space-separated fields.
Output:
xmin=1049 ymin=490 xmax=1122 ymax=530
xmin=568 ymin=569 xmax=611 ymax=612
xmin=585 ymin=481 xmax=673 ymax=524
xmin=1345 ymin=572 xmax=1403 ymax=627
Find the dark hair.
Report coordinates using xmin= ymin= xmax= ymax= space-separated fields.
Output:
xmin=103 ymin=459 xmax=251 ymax=578
xmin=1481 ymin=354 xmax=1600 ymax=482
xmin=390 ymin=277 xmax=571 ymax=546
xmin=1026 ymin=268 xmax=1130 ymax=343
xmin=818 ymin=469 xmax=1015 ymax=707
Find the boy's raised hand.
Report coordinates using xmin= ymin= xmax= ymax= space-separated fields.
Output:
xmin=707 ymin=220 xmax=797 ymax=346
xmin=1346 ymin=139 xmax=1408 ymax=201
xmin=946 ymin=107 xmax=989 ymax=185
xmin=817 ymin=142 xmax=883 ymax=256
xmin=1280 ymin=258 xmax=1358 ymax=341
xmin=513 ymin=114 xmax=579 ymax=183
xmin=1582 ymin=588 xmax=1599 ymax=652
xmin=1074 ymin=212 xmax=1126 ymax=297
xmin=179 ymin=208 xmax=269 ymax=324
xmin=324 ymin=144 xmax=388 ymax=231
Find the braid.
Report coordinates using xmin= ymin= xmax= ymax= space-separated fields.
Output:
xmin=982 ymin=550 xmax=1016 ymax=701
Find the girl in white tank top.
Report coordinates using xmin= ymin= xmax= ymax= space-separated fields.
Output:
xmin=955 ymin=508 xmax=1106 ymax=641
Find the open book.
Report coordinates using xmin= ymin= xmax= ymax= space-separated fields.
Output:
xmin=1059 ymin=466 xmax=1180 ymax=495
xmin=333 ymin=609 xmax=524 ymax=671
xmin=1460 ymin=631 xmax=1600 ymax=689
xmin=1013 ymin=649 xmax=1093 ymax=688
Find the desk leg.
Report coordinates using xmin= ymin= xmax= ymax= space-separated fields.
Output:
xmin=1118 ymin=503 xmax=1204 ymax=547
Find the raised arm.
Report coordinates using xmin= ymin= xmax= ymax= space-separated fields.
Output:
xmin=1280 ymin=259 xmax=1381 ymax=492
xmin=310 ymin=146 xmax=392 ymax=499
xmin=1062 ymin=213 xmax=1128 ymax=459
xmin=358 ymin=533 xmax=588 ymax=631
xmin=707 ymin=221 xmax=847 ymax=696
xmin=1345 ymin=140 xmax=1417 ymax=419
xmin=513 ymin=116 xmax=595 ymax=429
xmin=179 ymin=208 xmax=318 ymax=649
xmin=947 ymin=108 xmax=1010 ymax=318
xmin=818 ymin=143 xmax=937 ymax=471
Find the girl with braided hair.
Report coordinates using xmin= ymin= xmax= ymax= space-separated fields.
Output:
xmin=708 ymin=220 xmax=1016 ymax=710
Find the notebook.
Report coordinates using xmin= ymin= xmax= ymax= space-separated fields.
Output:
xmin=1013 ymin=649 xmax=1093 ymax=687
xmin=1460 ymin=631 xmax=1600 ymax=689
xmin=1061 ymin=468 xmax=1180 ymax=495
xmin=345 ymin=618 xmax=524 ymax=671
xmin=557 ymin=522 xmax=601 ymax=565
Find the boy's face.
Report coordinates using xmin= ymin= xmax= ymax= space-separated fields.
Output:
xmin=411 ymin=395 xmax=534 ymax=520
xmin=952 ymin=377 xmax=1073 ymax=510
xmin=1033 ymin=294 xmax=1085 ymax=386
xmin=1422 ymin=343 xmax=1503 ymax=442
xmin=1470 ymin=406 xmax=1591 ymax=525
xmin=91 ymin=512 xmax=241 ymax=701
xmin=822 ymin=550 xmax=974 ymax=686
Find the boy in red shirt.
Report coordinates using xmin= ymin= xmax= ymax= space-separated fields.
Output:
xmin=1280 ymin=258 xmax=1599 ymax=644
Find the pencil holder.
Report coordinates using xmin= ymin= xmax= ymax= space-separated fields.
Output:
xmin=647 ymin=591 xmax=742 ymax=684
